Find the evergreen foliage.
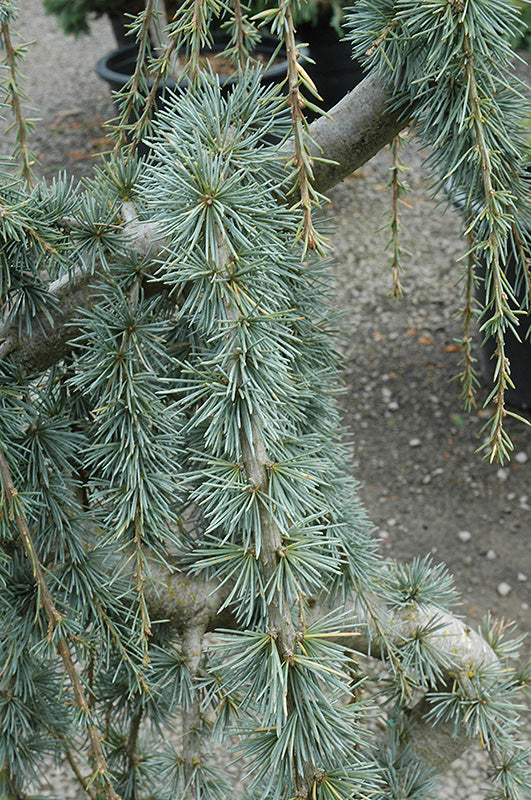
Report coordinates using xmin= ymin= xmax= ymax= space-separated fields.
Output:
xmin=0 ymin=2 xmax=530 ymax=800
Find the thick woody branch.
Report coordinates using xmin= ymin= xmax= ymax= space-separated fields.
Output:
xmin=144 ymin=560 xmax=500 ymax=776
xmin=0 ymin=76 xmax=406 ymax=375
xmin=304 ymin=73 xmax=407 ymax=195
xmin=0 ymin=204 xmax=165 ymax=374
xmin=0 ymin=268 xmax=98 ymax=375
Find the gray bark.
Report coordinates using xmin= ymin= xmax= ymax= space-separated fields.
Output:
xmin=144 ymin=558 xmax=497 ymax=776
xmin=303 ymin=73 xmax=406 ymax=195
xmin=0 ymin=75 xmax=405 ymax=375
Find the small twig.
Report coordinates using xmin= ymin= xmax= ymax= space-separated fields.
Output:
xmin=366 ymin=18 xmax=399 ymax=58
xmin=133 ymin=505 xmax=152 ymax=665
xmin=387 ymin=133 xmax=409 ymax=297
xmin=283 ymin=3 xmax=319 ymax=254
xmin=189 ymin=0 xmax=206 ymax=82
xmin=232 ymin=0 xmax=245 ymax=62
xmin=181 ymin=624 xmax=206 ymax=800
xmin=0 ymin=20 xmax=35 ymax=186
xmin=127 ymin=33 xmax=181 ymax=159
xmin=64 ymin=746 xmax=97 ymax=800
xmin=462 ymin=34 xmax=517 ymax=462
xmin=459 ymin=229 xmax=479 ymax=410
xmin=113 ymin=0 xmax=157 ymax=152
xmin=125 ymin=705 xmax=144 ymax=793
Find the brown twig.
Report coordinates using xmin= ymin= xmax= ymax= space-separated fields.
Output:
xmin=0 ymin=21 xmax=34 ymax=186
xmin=63 ymin=746 xmax=97 ymax=800
xmin=388 ymin=133 xmax=408 ymax=297
xmin=283 ymin=3 xmax=319 ymax=254
xmin=113 ymin=0 xmax=157 ymax=152
xmin=462 ymin=34 xmax=517 ymax=462
xmin=459 ymin=229 xmax=479 ymax=410
xmin=366 ymin=18 xmax=399 ymax=58
xmin=232 ymin=0 xmax=245 ymax=64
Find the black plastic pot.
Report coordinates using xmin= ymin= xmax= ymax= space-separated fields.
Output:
xmin=96 ymin=33 xmax=293 ymax=100
xmin=95 ymin=33 xmax=299 ymax=154
xmin=296 ymin=19 xmax=365 ymax=115
xmin=451 ymin=186 xmax=531 ymax=409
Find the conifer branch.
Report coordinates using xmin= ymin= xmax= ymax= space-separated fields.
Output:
xmin=0 ymin=75 xmax=404 ymax=377
xmin=462 ymin=33 xmax=514 ymax=462
xmin=127 ymin=30 xmax=181 ymax=158
xmin=112 ymin=0 xmax=158 ymax=152
xmin=0 ymin=446 xmax=121 ymax=800
xmin=231 ymin=0 xmax=245 ymax=63
xmin=181 ymin=623 xmax=207 ymax=800
xmin=282 ymin=2 xmax=321 ymax=254
xmin=143 ymin=559 xmax=506 ymax=776
xmin=212 ymin=223 xmax=313 ymax=795
xmin=296 ymin=73 xmax=407 ymax=195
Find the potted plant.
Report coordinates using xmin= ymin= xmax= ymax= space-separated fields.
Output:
xmin=42 ymin=0 xmax=151 ymax=46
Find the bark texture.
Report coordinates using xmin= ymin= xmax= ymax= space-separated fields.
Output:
xmin=0 ymin=75 xmax=406 ymax=375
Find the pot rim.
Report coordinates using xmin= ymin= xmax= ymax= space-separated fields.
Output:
xmin=95 ymin=33 xmax=301 ymax=91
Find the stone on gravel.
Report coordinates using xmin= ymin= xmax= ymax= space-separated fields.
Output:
xmin=409 ymin=438 xmax=422 ymax=447
xmin=517 ymin=573 xmax=528 ymax=582
xmin=515 ymin=451 xmax=528 ymax=464
xmin=457 ymin=530 xmax=472 ymax=543
xmin=497 ymin=582 xmax=512 ymax=597
xmin=485 ymin=549 xmax=497 ymax=560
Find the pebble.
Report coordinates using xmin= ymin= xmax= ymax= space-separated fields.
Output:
xmin=409 ymin=438 xmax=422 ymax=447
xmin=517 ymin=572 xmax=527 ymax=583
xmin=515 ymin=451 xmax=528 ymax=464
xmin=497 ymin=582 xmax=512 ymax=597
xmin=388 ymin=401 xmax=399 ymax=411
xmin=457 ymin=530 xmax=472 ymax=543
xmin=485 ymin=549 xmax=497 ymax=560
xmin=497 ymin=468 xmax=509 ymax=482
xmin=522 ymin=602 xmax=529 ymax=611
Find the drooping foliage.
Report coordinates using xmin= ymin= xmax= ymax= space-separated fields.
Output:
xmin=0 ymin=2 xmax=529 ymax=800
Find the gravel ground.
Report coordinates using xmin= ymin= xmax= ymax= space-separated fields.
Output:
xmin=1 ymin=3 xmax=530 ymax=799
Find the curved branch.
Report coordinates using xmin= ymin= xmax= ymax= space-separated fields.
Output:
xmin=0 ymin=204 xmax=166 ymax=375
xmin=144 ymin=558 xmax=499 ymax=776
xmin=0 ymin=76 xmax=406 ymax=375
xmin=305 ymin=73 xmax=408 ymax=195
